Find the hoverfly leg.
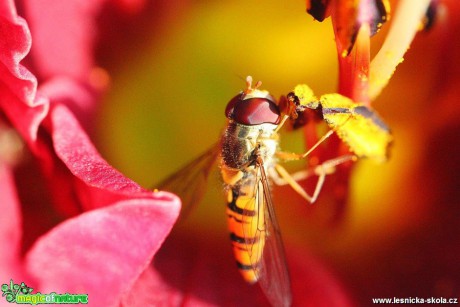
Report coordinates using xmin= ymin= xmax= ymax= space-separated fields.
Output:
xmin=270 ymin=154 xmax=356 ymax=204
xmin=270 ymin=164 xmax=325 ymax=204
xmin=300 ymin=129 xmax=334 ymax=159
xmin=314 ymin=154 xmax=357 ymax=175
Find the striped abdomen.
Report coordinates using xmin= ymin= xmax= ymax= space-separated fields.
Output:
xmin=223 ymin=166 xmax=265 ymax=283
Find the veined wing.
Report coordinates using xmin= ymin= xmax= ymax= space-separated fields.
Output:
xmin=155 ymin=143 xmax=221 ymax=219
xmin=243 ymin=158 xmax=292 ymax=307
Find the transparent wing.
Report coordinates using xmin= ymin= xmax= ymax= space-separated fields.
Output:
xmin=243 ymin=159 xmax=292 ymax=307
xmin=155 ymin=143 xmax=220 ymax=219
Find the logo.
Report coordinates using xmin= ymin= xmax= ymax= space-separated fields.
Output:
xmin=1 ymin=280 xmax=88 ymax=305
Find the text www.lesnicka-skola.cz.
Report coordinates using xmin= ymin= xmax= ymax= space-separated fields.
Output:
xmin=372 ymin=297 xmax=459 ymax=304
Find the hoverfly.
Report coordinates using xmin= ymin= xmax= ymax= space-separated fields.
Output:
xmin=157 ymin=77 xmax=392 ymax=307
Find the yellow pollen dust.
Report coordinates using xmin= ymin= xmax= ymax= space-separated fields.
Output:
xmin=293 ymin=84 xmax=316 ymax=105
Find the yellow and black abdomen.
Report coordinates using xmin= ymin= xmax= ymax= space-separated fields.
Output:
xmin=223 ymin=168 xmax=265 ymax=283
xmin=220 ymin=121 xmax=277 ymax=283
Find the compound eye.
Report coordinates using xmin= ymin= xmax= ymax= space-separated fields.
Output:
xmin=225 ymin=93 xmax=242 ymax=119
xmin=232 ymin=97 xmax=280 ymax=125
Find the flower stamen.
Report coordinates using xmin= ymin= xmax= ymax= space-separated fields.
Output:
xmin=369 ymin=0 xmax=432 ymax=100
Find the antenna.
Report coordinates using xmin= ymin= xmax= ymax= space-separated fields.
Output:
xmin=244 ymin=76 xmax=262 ymax=94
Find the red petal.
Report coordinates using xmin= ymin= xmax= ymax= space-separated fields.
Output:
xmin=0 ymin=164 xmax=24 ymax=281
xmin=25 ymin=196 xmax=180 ymax=307
xmin=289 ymin=246 xmax=353 ymax=306
xmin=0 ymin=0 xmax=48 ymax=142
xmin=50 ymin=104 xmax=152 ymax=211
xmin=23 ymin=0 xmax=107 ymax=81
xmin=120 ymin=267 xmax=190 ymax=306
xmin=0 ymin=0 xmax=35 ymax=103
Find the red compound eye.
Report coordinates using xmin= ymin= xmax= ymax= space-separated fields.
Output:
xmin=232 ymin=97 xmax=280 ymax=125
xmin=225 ymin=93 xmax=242 ymax=119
